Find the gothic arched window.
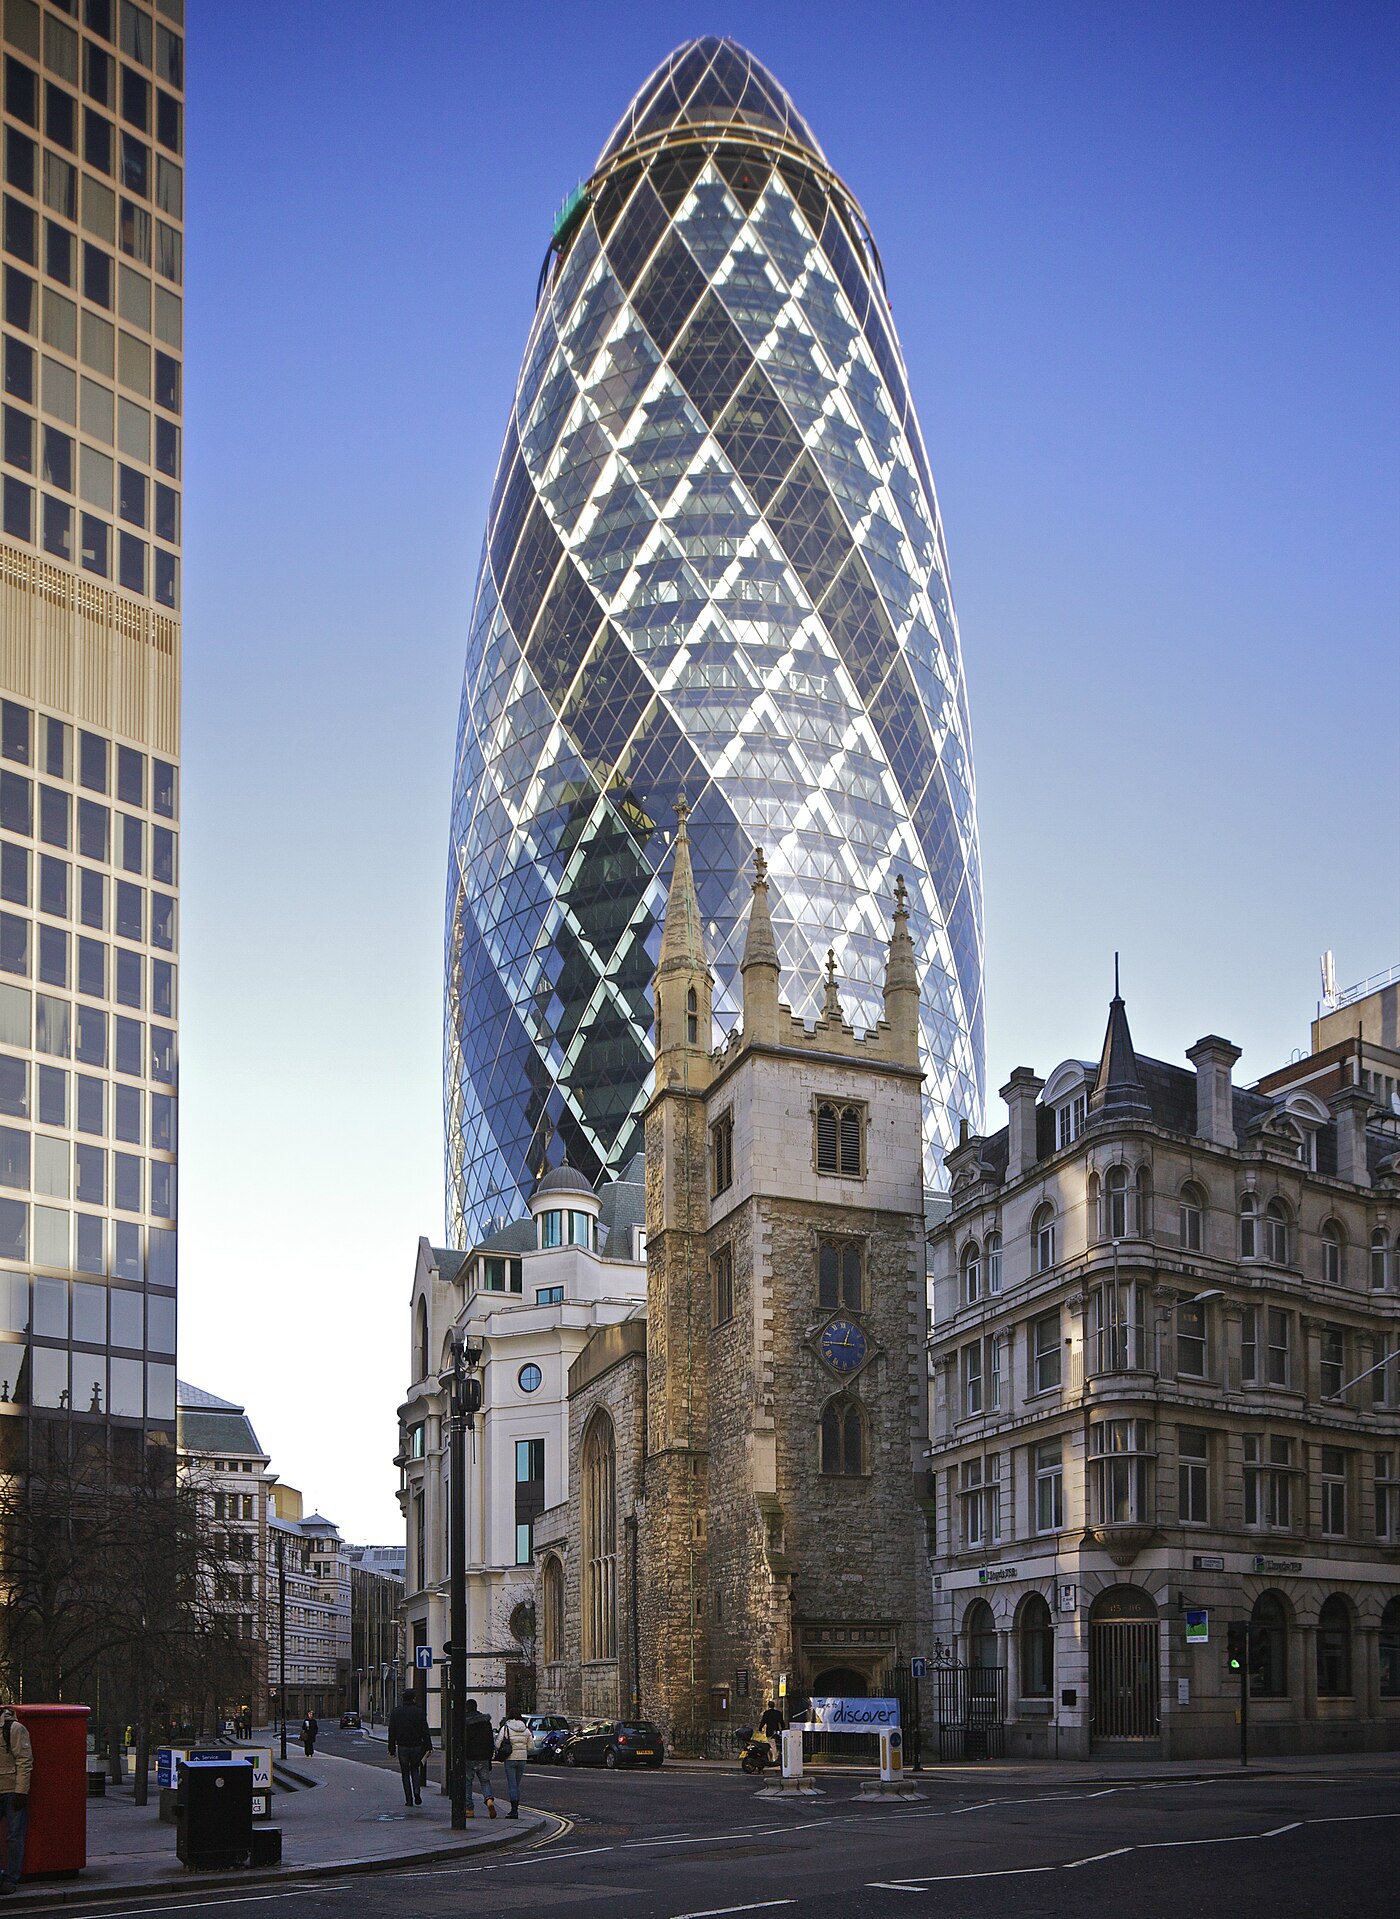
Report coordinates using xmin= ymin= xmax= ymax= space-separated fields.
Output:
xmin=541 ymin=1554 xmax=565 ymax=1666
xmin=414 ymin=1298 xmax=428 ymax=1383
xmin=581 ymin=1414 xmax=616 ymax=1661
xmin=820 ymin=1399 xmax=865 ymax=1476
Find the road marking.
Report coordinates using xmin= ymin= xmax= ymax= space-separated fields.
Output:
xmin=491 ymin=1843 xmax=616 ymax=1865
xmin=871 ymin=1867 xmax=1055 ymax=1887
xmin=1065 ymin=1847 xmax=1133 ymax=1868
xmin=1301 ymin=1812 xmax=1400 ymax=1826
xmin=624 ymin=1833 xmax=743 ymax=1849
xmin=59 ymin=1894 xmax=323 ymax=1918
xmin=669 ymin=1904 xmax=796 ymax=1918
xmin=874 ymin=1808 xmax=1388 ymax=1891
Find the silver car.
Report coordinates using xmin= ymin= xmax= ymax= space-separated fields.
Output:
xmin=523 ymin=1713 xmax=571 ymax=1758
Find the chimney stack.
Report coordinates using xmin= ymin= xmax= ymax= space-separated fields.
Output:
xmin=1186 ymin=1035 xmax=1241 ymax=1148
xmin=1001 ymin=1068 xmax=1045 ymax=1178
xmin=1329 ymin=1085 xmax=1372 ymax=1189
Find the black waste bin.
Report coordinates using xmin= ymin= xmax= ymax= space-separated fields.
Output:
xmin=175 ymin=1759 xmax=253 ymax=1870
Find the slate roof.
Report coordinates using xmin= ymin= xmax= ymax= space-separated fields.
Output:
xmin=597 ymin=1151 xmax=645 ymax=1259
xmin=974 ymin=1002 xmax=1392 ymax=1189
xmin=176 ymin=1380 xmax=241 ymax=1412
xmin=177 ymin=1407 xmax=266 ymax=1460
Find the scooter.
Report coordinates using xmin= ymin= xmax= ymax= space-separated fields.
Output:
xmin=739 ymin=1730 xmax=775 ymax=1775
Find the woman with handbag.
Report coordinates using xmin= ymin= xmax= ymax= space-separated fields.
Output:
xmin=495 ymin=1711 xmax=530 ymax=1818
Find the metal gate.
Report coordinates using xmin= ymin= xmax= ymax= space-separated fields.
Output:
xmin=931 ymin=1664 xmax=1006 ymax=1762
xmin=1089 ymin=1620 xmax=1159 ymax=1739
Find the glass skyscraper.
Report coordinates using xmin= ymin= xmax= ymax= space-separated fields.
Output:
xmin=0 ymin=0 xmax=182 ymax=1474
xmin=447 ymin=37 xmax=982 ymax=1242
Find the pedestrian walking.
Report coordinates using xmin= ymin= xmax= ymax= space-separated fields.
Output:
xmin=495 ymin=1710 xmax=530 ymax=1818
xmin=461 ymin=1699 xmax=496 ymax=1817
xmin=301 ymin=1713 xmax=319 ymax=1757
xmin=386 ymin=1695 xmax=433 ymax=1809
xmin=0 ymin=1705 xmax=32 ymax=1896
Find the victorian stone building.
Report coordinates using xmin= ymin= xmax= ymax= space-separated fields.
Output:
xmin=398 ymin=1173 xmax=646 ymax=1732
xmin=533 ymin=810 xmax=934 ymax=1747
xmin=926 ymin=974 xmax=1400 ymax=1759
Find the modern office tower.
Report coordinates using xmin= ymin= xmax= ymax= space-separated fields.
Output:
xmin=0 ymin=0 xmax=183 ymax=1479
xmin=446 ymin=36 xmax=982 ymax=1242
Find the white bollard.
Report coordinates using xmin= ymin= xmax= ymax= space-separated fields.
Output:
xmin=781 ymin=1728 xmax=803 ymax=1781
xmin=879 ymin=1728 xmax=903 ymax=1782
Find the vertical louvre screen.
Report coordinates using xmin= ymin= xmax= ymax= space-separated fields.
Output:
xmin=816 ymin=1103 xmax=837 ymax=1171
xmin=839 ymin=1105 xmax=862 ymax=1175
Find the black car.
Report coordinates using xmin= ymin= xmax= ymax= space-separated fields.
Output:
xmin=562 ymin=1719 xmax=664 ymax=1768
xmin=339 ymin=1710 xmax=361 ymax=1729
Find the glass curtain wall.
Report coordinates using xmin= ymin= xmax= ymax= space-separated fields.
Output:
xmin=446 ymin=36 xmax=982 ymax=1240
xmin=0 ymin=0 xmax=183 ymax=1474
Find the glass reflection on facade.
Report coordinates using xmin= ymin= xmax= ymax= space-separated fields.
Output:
xmin=447 ymin=37 xmax=983 ymax=1241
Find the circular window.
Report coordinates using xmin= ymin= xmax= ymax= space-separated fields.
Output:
xmin=518 ymin=1364 xmax=543 ymax=1394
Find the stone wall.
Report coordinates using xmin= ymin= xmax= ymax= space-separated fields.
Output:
xmin=532 ymin=1324 xmax=645 ymax=1723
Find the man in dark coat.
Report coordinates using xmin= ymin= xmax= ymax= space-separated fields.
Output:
xmin=757 ymin=1699 xmax=785 ymax=1761
xmin=386 ymin=1695 xmax=433 ymax=1808
xmin=461 ymin=1698 xmax=496 ymax=1817
xmin=301 ymin=1714 xmax=318 ymax=1757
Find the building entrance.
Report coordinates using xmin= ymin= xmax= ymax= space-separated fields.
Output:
xmin=1089 ymin=1586 xmax=1160 ymax=1740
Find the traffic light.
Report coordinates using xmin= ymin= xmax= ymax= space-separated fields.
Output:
xmin=1227 ymin=1622 xmax=1249 ymax=1673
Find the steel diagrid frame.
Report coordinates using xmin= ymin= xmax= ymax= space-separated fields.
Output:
xmin=445 ymin=38 xmax=983 ymax=1242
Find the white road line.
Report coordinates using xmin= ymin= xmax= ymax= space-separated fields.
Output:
xmin=1064 ymin=1846 xmax=1133 ymax=1866
xmin=623 ymin=1833 xmax=743 ymax=1849
xmin=489 ymin=1843 xmax=616 ymax=1866
xmin=669 ymin=1903 xmax=797 ymax=1918
xmin=870 ymin=1867 xmax=1056 ymax=1887
xmin=60 ymin=1894 xmax=322 ymax=1919
xmin=1302 ymin=1812 xmax=1400 ymax=1826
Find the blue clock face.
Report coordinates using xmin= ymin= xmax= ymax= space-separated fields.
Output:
xmin=820 ymin=1318 xmax=868 ymax=1374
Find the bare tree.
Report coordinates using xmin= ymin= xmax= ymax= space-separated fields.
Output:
xmin=0 ymin=1424 xmax=247 ymax=1802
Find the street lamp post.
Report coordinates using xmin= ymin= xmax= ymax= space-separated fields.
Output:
xmin=277 ymin=1531 xmax=288 ymax=1763
xmin=440 ymin=1332 xmax=482 ymax=1831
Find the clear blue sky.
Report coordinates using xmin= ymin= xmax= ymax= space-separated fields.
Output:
xmin=177 ymin=1 xmax=1399 ymax=1539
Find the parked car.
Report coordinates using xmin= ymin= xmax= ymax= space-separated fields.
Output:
xmin=523 ymin=1713 xmax=572 ymax=1759
xmin=562 ymin=1720 xmax=664 ymax=1768
xmin=339 ymin=1710 xmax=361 ymax=1729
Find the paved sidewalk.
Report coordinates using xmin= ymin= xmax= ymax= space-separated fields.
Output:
xmin=11 ymin=1749 xmax=551 ymax=1908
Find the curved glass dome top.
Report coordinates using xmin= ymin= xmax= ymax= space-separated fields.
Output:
xmin=446 ymin=39 xmax=984 ymax=1244
xmin=596 ymin=37 xmax=827 ymax=173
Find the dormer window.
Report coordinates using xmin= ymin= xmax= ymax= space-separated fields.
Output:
xmin=1056 ymin=1093 xmax=1086 ymax=1150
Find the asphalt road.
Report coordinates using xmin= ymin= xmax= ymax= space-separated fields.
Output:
xmin=69 ymin=1729 xmax=1400 ymax=1919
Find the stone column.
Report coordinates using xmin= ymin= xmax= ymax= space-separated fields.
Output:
xmin=1300 ymin=1623 xmax=1319 ymax=1727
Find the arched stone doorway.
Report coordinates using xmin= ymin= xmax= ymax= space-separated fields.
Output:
xmin=1089 ymin=1585 xmax=1159 ymax=1741
xmin=810 ymin=1665 xmax=868 ymax=1699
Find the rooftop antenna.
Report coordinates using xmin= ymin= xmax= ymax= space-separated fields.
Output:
xmin=1320 ymin=950 xmax=1337 ymax=1011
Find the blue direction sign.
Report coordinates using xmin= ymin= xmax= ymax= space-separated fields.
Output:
xmin=414 ymin=1646 xmax=434 ymax=1670
xmin=910 ymin=1656 xmax=928 ymax=1678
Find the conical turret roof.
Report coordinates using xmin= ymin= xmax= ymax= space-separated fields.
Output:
xmin=1088 ymin=962 xmax=1152 ymax=1125
xmin=656 ymin=797 xmax=708 ymax=977
xmin=741 ymin=849 xmax=780 ymax=974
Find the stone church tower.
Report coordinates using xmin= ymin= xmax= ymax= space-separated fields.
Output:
xmin=639 ymin=812 xmax=934 ymax=1745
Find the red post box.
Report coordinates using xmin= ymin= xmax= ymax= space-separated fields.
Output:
xmin=13 ymin=1704 xmax=89 ymax=1877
